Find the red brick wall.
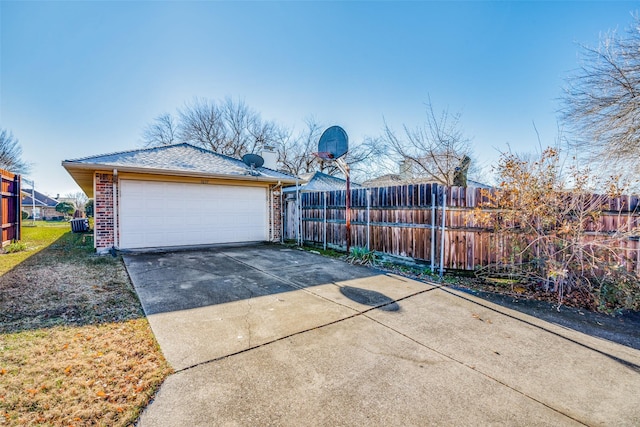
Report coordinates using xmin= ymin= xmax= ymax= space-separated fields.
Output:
xmin=94 ymin=173 xmax=115 ymax=251
xmin=269 ymin=185 xmax=283 ymax=242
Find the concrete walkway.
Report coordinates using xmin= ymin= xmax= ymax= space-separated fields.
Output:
xmin=123 ymin=244 xmax=640 ymax=426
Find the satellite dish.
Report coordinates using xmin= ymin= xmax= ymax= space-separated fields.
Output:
xmin=318 ymin=126 xmax=348 ymax=159
xmin=242 ymin=153 xmax=264 ymax=168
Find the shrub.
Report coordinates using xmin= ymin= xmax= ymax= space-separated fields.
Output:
xmin=346 ymin=247 xmax=377 ymax=266
xmin=471 ymin=147 xmax=640 ymax=312
xmin=4 ymin=240 xmax=27 ymax=253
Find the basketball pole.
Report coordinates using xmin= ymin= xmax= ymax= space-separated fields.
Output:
xmin=315 ymin=125 xmax=351 ymax=254
xmin=335 ymin=158 xmax=351 ymax=254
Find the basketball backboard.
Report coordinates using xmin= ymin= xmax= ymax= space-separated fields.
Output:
xmin=317 ymin=126 xmax=348 ymax=159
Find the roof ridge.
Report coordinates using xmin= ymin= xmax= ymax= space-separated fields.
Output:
xmin=64 ymin=143 xmax=195 ymax=163
xmin=64 ymin=142 xmax=266 ymax=167
xmin=174 ymin=145 xmax=298 ymax=179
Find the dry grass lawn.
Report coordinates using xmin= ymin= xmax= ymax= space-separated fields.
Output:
xmin=0 ymin=223 xmax=172 ymax=426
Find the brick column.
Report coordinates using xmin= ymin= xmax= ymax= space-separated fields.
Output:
xmin=94 ymin=173 xmax=115 ymax=252
xmin=269 ymin=185 xmax=283 ymax=242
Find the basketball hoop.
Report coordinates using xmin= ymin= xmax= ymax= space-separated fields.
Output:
xmin=313 ymin=151 xmax=335 ymax=160
xmin=315 ymin=125 xmax=352 ymax=253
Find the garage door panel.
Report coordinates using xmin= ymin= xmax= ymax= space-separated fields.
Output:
xmin=119 ymin=180 xmax=268 ymax=249
xmin=182 ymin=215 xmax=201 ymax=227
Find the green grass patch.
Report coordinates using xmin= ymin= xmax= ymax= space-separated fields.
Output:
xmin=0 ymin=223 xmax=70 ymax=275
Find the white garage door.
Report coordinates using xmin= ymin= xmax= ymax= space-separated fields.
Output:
xmin=119 ymin=180 xmax=268 ymax=249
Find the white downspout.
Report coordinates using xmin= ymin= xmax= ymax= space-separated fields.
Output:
xmin=112 ymin=169 xmax=118 ymax=249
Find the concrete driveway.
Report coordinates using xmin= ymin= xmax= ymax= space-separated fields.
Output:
xmin=123 ymin=244 xmax=640 ymax=426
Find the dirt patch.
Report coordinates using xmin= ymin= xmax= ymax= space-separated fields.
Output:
xmin=0 ymin=257 xmax=139 ymax=332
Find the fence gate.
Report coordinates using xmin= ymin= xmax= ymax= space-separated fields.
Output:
xmin=283 ymin=194 xmax=299 ymax=241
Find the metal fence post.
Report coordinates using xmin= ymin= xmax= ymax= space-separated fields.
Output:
xmin=366 ymin=189 xmax=371 ymax=251
xmin=439 ymin=185 xmax=446 ymax=277
xmin=431 ymin=184 xmax=436 ymax=271
xmin=296 ymin=179 xmax=302 ymax=246
xmin=323 ymin=191 xmax=327 ymax=251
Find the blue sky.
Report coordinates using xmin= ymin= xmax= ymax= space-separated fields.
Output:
xmin=1 ymin=1 xmax=638 ymax=195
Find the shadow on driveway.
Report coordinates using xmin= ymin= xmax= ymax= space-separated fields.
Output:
xmin=123 ymin=243 xmax=380 ymax=316
xmin=133 ymin=245 xmax=640 ymax=427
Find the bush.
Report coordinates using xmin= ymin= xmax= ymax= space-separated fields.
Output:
xmin=346 ymin=247 xmax=377 ymax=266
xmin=593 ymin=267 xmax=640 ymax=313
xmin=4 ymin=240 xmax=27 ymax=253
xmin=472 ymin=147 xmax=640 ymax=313
xmin=21 ymin=211 xmax=28 ymax=220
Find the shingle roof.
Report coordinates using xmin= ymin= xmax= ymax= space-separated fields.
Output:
xmin=283 ymin=171 xmax=361 ymax=193
xmin=361 ymin=174 xmax=492 ymax=189
xmin=21 ymin=189 xmax=59 ymax=207
xmin=361 ymin=174 xmax=404 ymax=188
xmin=64 ymin=143 xmax=295 ymax=181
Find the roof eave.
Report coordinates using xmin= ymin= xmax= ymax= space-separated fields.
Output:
xmin=62 ymin=161 xmax=298 ymax=197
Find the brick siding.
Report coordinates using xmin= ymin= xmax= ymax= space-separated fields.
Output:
xmin=94 ymin=173 xmax=115 ymax=251
xmin=269 ymin=185 xmax=283 ymax=242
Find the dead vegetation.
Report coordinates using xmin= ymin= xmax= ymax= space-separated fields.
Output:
xmin=0 ymin=225 xmax=172 ymax=426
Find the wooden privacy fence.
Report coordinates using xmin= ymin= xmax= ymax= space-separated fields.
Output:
xmin=0 ymin=169 xmax=21 ymax=246
xmin=294 ymin=183 xmax=640 ymax=272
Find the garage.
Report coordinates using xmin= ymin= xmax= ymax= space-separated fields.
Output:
xmin=62 ymin=143 xmax=297 ymax=253
xmin=119 ymin=180 xmax=268 ymax=249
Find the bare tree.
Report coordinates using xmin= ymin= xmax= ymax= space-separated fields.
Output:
xmin=562 ymin=13 xmax=640 ymax=175
xmin=142 ymin=113 xmax=178 ymax=146
xmin=275 ymin=118 xmax=386 ymax=179
xmin=142 ymin=98 xmax=382 ymax=177
xmin=175 ymin=97 xmax=286 ymax=158
xmin=276 ymin=118 xmax=324 ymax=176
xmin=219 ymin=97 xmax=288 ymax=158
xmin=381 ymin=101 xmax=474 ymax=185
xmin=328 ymin=136 xmax=387 ymax=180
xmin=177 ymin=98 xmax=226 ymax=151
xmin=0 ymin=128 xmax=30 ymax=174
xmin=65 ymin=191 xmax=88 ymax=211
